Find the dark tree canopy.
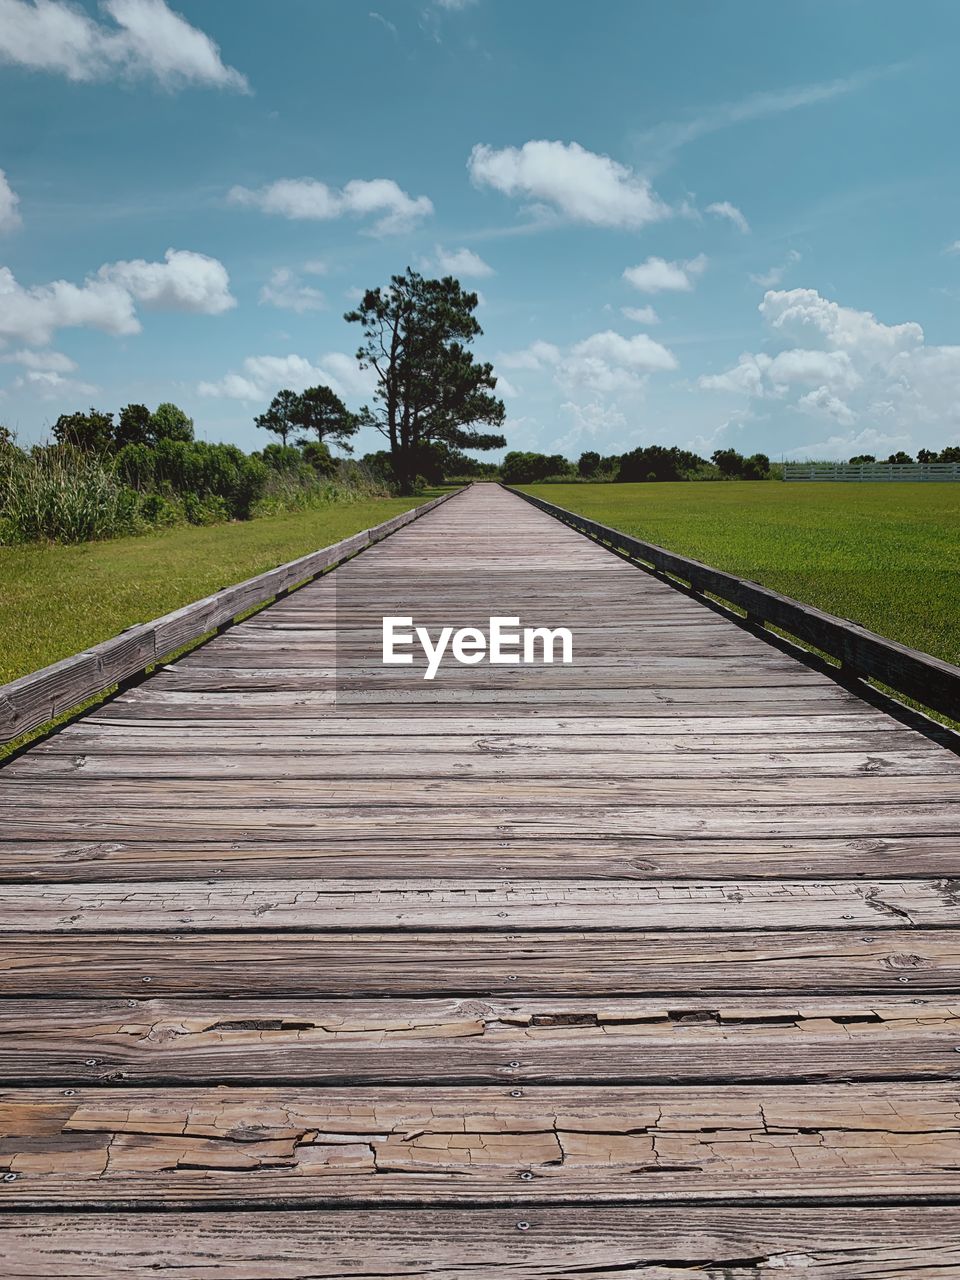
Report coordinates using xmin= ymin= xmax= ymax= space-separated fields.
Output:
xmin=52 ymin=409 xmax=115 ymax=453
xmin=115 ymin=404 xmax=152 ymax=449
xmin=255 ymin=389 xmax=301 ymax=447
xmin=293 ymin=384 xmax=359 ymax=453
xmin=345 ymin=268 xmax=506 ymax=492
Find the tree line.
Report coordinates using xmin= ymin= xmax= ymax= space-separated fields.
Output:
xmin=500 ymin=446 xmax=774 ymax=485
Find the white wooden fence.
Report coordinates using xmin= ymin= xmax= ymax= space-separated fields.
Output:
xmin=783 ymin=462 xmax=960 ymax=482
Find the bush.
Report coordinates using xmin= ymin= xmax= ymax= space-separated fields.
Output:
xmin=0 ymin=445 xmax=140 ymax=544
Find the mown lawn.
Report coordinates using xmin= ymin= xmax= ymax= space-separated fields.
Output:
xmin=520 ymin=482 xmax=960 ymax=665
xmin=0 ymin=494 xmax=435 ymax=686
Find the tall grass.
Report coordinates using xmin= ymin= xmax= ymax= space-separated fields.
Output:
xmin=0 ymin=446 xmax=139 ymax=545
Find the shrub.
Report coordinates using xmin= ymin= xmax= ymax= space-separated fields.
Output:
xmin=0 ymin=445 xmax=140 ymax=544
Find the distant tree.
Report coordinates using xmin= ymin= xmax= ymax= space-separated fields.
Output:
xmin=940 ymin=445 xmax=960 ymax=463
xmin=255 ymin=389 xmax=300 ymax=447
xmin=500 ymin=451 xmax=574 ymax=484
xmin=346 ymin=268 xmax=505 ymax=493
xmin=619 ymin=445 xmax=706 ymax=482
xmin=52 ymin=408 xmax=114 ymax=453
xmin=711 ymin=448 xmax=745 ymax=478
xmin=151 ymin=402 xmax=194 ymax=443
xmin=256 ymin=386 xmax=300 ymax=448
xmin=293 ymin=385 xmax=359 ymax=453
xmin=578 ymin=450 xmax=601 ymax=477
xmin=115 ymin=403 xmax=152 ymax=449
xmin=849 ymin=454 xmax=876 ymax=464
xmin=300 ymin=440 xmax=337 ymax=477
xmin=741 ymin=452 xmax=771 ymax=480
xmin=884 ymin=451 xmax=914 ymax=464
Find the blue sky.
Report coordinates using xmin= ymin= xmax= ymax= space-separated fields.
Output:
xmin=2 ymin=0 xmax=960 ymax=461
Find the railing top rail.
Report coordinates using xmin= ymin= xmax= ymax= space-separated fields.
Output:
xmin=0 ymin=486 xmax=467 ymax=747
xmin=505 ymin=484 xmax=960 ymax=724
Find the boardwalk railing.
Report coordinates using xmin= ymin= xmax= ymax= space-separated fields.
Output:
xmin=0 ymin=487 xmax=464 ymax=746
xmin=784 ymin=462 xmax=960 ymax=482
xmin=506 ymin=486 xmax=960 ymax=724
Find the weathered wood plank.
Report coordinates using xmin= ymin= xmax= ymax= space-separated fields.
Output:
xmin=2 ymin=878 xmax=955 ymax=931
xmin=3 ymin=996 xmax=958 ymax=1085
xmin=3 ymin=930 xmax=958 ymax=996
xmin=4 ymin=1206 xmax=958 ymax=1278
xmin=2 ymin=1084 xmax=958 ymax=1205
xmin=0 ymin=834 xmax=954 ymax=882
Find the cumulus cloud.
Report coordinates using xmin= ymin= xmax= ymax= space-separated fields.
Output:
xmin=496 ymin=340 xmax=561 ymax=371
xmin=0 ymin=168 xmax=21 ymax=231
xmin=198 ymin=351 xmax=377 ymax=404
xmin=0 ymin=249 xmax=234 ymax=346
xmin=706 ymin=201 xmax=749 ymax=233
xmin=228 ymin=176 xmax=433 ymax=235
xmin=699 ymin=285 xmax=960 ymax=449
xmin=0 ymin=348 xmax=77 ymax=371
xmin=468 ymin=139 xmax=670 ymax=229
xmin=99 ymin=248 xmax=235 ymax=314
xmin=0 ymin=0 xmax=248 ymax=91
xmin=0 ymin=266 xmax=139 ymax=346
xmin=11 ymin=367 xmax=98 ymax=399
xmin=259 ymin=267 xmax=325 ymax=314
xmin=750 ymin=249 xmax=801 ymax=287
xmin=621 ymin=305 xmax=659 ymax=325
xmin=431 ymin=245 xmax=494 ymax=277
xmin=500 ymin=329 xmax=677 ymax=398
xmin=623 ymin=254 xmax=707 ymax=293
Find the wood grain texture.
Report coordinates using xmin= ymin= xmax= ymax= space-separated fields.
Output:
xmin=3 ymin=996 xmax=958 ymax=1085
xmin=5 ymin=1207 xmax=960 ymax=1278
xmin=1 ymin=1084 xmax=958 ymax=1206
xmin=1 ymin=482 xmax=959 ymax=1267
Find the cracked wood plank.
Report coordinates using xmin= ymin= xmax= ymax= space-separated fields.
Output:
xmin=3 ymin=1206 xmax=960 ymax=1277
xmin=1 ymin=878 xmax=956 ymax=931
xmin=3 ymin=996 xmax=959 ymax=1086
xmin=2 ymin=929 xmax=959 ymax=996
xmin=1 ymin=1084 xmax=958 ymax=1206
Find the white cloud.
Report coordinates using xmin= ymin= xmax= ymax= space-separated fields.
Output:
xmin=0 ymin=265 xmax=139 ymax=346
xmin=434 ymin=0 xmax=477 ymax=8
xmin=432 ymin=245 xmax=494 ymax=277
xmin=623 ymin=254 xmax=707 ymax=294
xmin=706 ymin=200 xmax=749 ymax=233
xmin=760 ymin=287 xmax=922 ymax=366
xmin=497 ymin=340 xmax=561 ymax=371
xmin=570 ymin=330 xmax=677 ymax=373
xmin=468 ymin=139 xmax=670 ymax=229
xmin=0 ymin=168 xmax=21 ymax=231
xmin=621 ymin=305 xmax=659 ymax=325
xmin=99 ymin=248 xmax=235 ymax=314
xmin=198 ymin=351 xmax=376 ymax=404
xmin=11 ymin=368 xmax=97 ymax=399
xmin=0 ymin=0 xmax=248 ymax=91
xmin=699 ymin=285 xmax=960 ymax=449
xmin=796 ymin=386 xmax=855 ymax=425
xmin=0 ymin=249 xmax=234 ymax=346
xmin=750 ymin=249 xmax=801 ymax=287
xmin=946 ymin=240 xmax=960 ymax=255
xmin=228 ymin=176 xmax=433 ymax=235
xmin=259 ymin=267 xmax=325 ymax=314
xmin=0 ymin=348 xmax=76 ymax=371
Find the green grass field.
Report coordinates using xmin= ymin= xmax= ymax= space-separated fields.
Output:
xmin=0 ymin=494 xmax=432 ymax=686
xmin=520 ymin=482 xmax=960 ymax=666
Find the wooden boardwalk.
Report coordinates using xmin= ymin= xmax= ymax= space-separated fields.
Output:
xmin=2 ymin=482 xmax=960 ymax=1275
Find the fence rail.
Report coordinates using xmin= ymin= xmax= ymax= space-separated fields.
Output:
xmin=506 ymin=486 xmax=960 ymax=724
xmin=0 ymin=488 xmax=464 ymax=746
xmin=783 ymin=462 xmax=960 ymax=482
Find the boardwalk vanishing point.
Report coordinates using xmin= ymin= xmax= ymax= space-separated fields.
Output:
xmin=1 ymin=482 xmax=960 ymax=1275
